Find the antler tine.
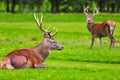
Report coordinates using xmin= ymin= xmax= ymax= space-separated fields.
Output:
xmin=34 ymin=13 xmax=58 ymax=38
xmin=34 ymin=13 xmax=40 ymax=26
xmin=50 ymin=27 xmax=56 ymax=33
xmin=34 ymin=13 xmax=45 ymax=32
xmin=46 ymin=25 xmax=51 ymax=32
xmin=50 ymin=28 xmax=58 ymax=36
xmin=40 ymin=13 xmax=43 ymax=23
xmin=93 ymin=7 xmax=99 ymax=16
xmin=45 ymin=25 xmax=54 ymax=34
xmin=95 ymin=7 xmax=99 ymax=13
xmin=45 ymin=25 xmax=54 ymax=33
xmin=84 ymin=6 xmax=89 ymax=16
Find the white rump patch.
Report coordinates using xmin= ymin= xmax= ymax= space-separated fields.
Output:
xmin=110 ymin=25 xmax=114 ymax=34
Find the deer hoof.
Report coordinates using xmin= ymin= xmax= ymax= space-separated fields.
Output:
xmin=34 ymin=64 xmax=46 ymax=69
xmin=39 ymin=64 xmax=46 ymax=69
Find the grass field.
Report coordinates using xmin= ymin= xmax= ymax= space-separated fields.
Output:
xmin=0 ymin=13 xmax=120 ymax=80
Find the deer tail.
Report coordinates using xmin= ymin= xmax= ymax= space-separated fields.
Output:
xmin=106 ymin=21 xmax=115 ymax=35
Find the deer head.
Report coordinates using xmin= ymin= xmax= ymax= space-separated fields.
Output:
xmin=84 ymin=6 xmax=99 ymax=23
xmin=34 ymin=13 xmax=63 ymax=50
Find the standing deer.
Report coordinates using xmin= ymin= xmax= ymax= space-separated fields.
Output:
xmin=84 ymin=7 xmax=116 ymax=48
xmin=0 ymin=13 xmax=63 ymax=69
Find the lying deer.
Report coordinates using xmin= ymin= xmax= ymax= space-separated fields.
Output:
xmin=84 ymin=7 xmax=116 ymax=48
xmin=0 ymin=13 xmax=63 ymax=69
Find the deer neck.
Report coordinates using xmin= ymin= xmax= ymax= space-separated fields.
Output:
xmin=87 ymin=22 xmax=94 ymax=31
xmin=31 ymin=40 xmax=50 ymax=62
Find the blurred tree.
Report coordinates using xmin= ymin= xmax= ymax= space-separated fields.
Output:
xmin=1 ymin=0 xmax=120 ymax=13
xmin=0 ymin=0 xmax=3 ymax=12
xmin=18 ymin=0 xmax=34 ymax=12
xmin=49 ymin=0 xmax=61 ymax=13
xmin=6 ymin=0 xmax=10 ymax=12
xmin=116 ymin=0 xmax=120 ymax=12
xmin=5 ymin=0 xmax=17 ymax=13
xmin=111 ymin=1 xmax=116 ymax=13
xmin=97 ymin=0 xmax=106 ymax=12
xmin=31 ymin=0 xmax=44 ymax=12
xmin=18 ymin=0 xmax=44 ymax=13
xmin=60 ymin=0 xmax=90 ymax=12
xmin=11 ymin=0 xmax=17 ymax=13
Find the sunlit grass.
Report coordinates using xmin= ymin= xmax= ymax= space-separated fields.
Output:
xmin=0 ymin=13 xmax=120 ymax=80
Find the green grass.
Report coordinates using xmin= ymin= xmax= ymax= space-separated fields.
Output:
xmin=0 ymin=13 xmax=120 ymax=80
xmin=0 ymin=13 xmax=120 ymax=22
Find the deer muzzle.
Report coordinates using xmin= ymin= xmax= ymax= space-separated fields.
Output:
xmin=57 ymin=45 xmax=63 ymax=50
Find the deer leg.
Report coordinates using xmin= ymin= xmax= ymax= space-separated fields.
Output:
xmin=99 ymin=37 xmax=102 ymax=48
xmin=107 ymin=35 xmax=115 ymax=48
xmin=34 ymin=64 xmax=46 ymax=69
xmin=1 ymin=57 xmax=14 ymax=69
xmin=90 ymin=36 xmax=95 ymax=49
xmin=33 ymin=58 xmax=46 ymax=69
xmin=11 ymin=55 xmax=28 ymax=69
xmin=107 ymin=34 xmax=113 ymax=48
xmin=110 ymin=26 xmax=115 ymax=48
xmin=110 ymin=37 xmax=113 ymax=48
xmin=110 ymin=36 xmax=115 ymax=48
xmin=105 ymin=27 xmax=115 ymax=48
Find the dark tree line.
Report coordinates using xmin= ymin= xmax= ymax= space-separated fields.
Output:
xmin=6 ymin=0 xmax=17 ymax=13
xmin=5 ymin=0 xmax=44 ymax=13
xmin=0 ymin=0 xmax=120 ymax=13
xmin=96 ymin=0 xmax=120 ymax=13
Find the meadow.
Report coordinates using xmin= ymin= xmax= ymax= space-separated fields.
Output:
xmin=0 ymin=13 xmax=120 ymax=80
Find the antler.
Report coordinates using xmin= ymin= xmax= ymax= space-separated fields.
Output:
xmin=92 ymin=7 xmax=99 ymax=16
xmin=45 ymin=25 xmax=58 ymax=37
xmin=50 ymin=27 xmax=58 ymax=36
xmin=84 ymin=6 xmax=89 ymax=16
xmin=34 ymin=13 xmax=45 ymax=32
xmin=34 ymin=13 xmax=58 ymax=37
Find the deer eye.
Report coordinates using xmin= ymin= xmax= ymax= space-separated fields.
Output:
xmin=53 ymin=41 xmax=55 ymax=43
xmin=52 ymin=41 xmax=56 ymax=43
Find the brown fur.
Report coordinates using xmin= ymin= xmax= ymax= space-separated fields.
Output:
xmin=88 ymin=20 xmax=115 ymax=37
xmin=87 ymin=20 xmax=115 ymax=48
xmin=84 ymin=7 xmax=116 ymax=48
xmin=0 ymin=13 xmax=63 ymax=69
xmin=1 ymin=49 xmax=43 ymax=69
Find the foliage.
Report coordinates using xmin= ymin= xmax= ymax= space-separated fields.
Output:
xmin=0 ymin=13 xmax=120 ymax=79
xmin=0 ymin=0 xmax=120 ymax=13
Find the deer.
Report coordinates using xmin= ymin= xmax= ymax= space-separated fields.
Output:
xmin=84 ymin=7 xmax=116 ymax=49
xmin=0 ymin=13 xmax=63 ymax=69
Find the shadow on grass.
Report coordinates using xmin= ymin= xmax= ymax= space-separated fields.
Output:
xmin=51 ymin=58 xmax=120 ymax=64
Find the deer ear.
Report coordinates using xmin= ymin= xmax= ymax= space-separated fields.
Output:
xmin=42 ymin=32 xmax=50 ymax=38
xmin=42 ymin=32 xmax=48 ymax=38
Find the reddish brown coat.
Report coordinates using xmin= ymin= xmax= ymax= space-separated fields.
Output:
xmin=84 ymin=7 xmax=116 ymax=48
xmin=1 ymin=49 xmax=42 ymax=69
xmin=88 ymin=20 xmax=115 ymax=37
xmin=0 ymin=13 xmax=63 ymax=69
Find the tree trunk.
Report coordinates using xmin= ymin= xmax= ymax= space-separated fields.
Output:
xmin=111 ymin=2 xmax=115 ymax=13
xmin=11 ymin=0 xmax=17 ymax=13
xmin=55 ymin=1 xmax=60 ymax=12
xmin=116 ymin=7 xmax=120 ymax=12
xmin=49 ymin=0 xmax=55 ymax=13
xmin=6 ymin=0 xmax=10 ymax=12
xmin=107 ymin=5 xmax=110 ymax=12
xmin=36 ymin=0 xmax=43 ymax=12
xmin=98 ymin=1 xmax=103 ymax=12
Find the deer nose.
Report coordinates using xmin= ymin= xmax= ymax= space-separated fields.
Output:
xmin=61 ymin=46 xmax=63 ymax=49
xmin=88 ymin=20 xmax=91 ymax=23
xmin=58 ymin=46 xmax=63 ymax=50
